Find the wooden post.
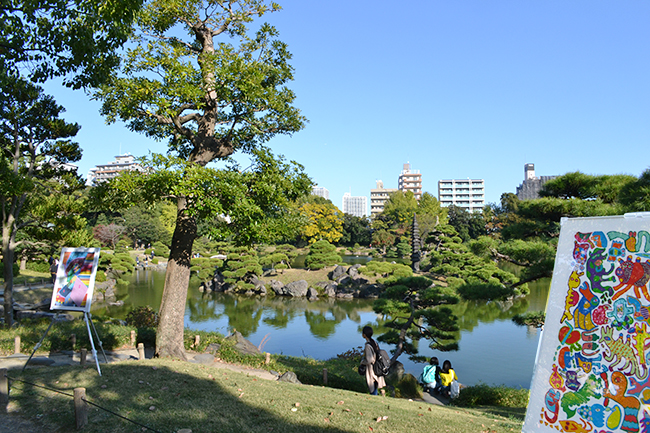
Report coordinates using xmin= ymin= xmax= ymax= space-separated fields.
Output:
xmin=71 ymin=334 xmax=76 ymax=350
xmin=138 ymin=343 xmax=145 ymax=360
xmin=80 ymin=349 xmax=87 ymax=366
xmin=265 ymin=352 xmax=270 ymax=365
xmin=14 ymin=336 xmax=20 ymax=354
xmin=130 ymin=330 xmax=136 ymax=347
xmin=0 ymin=368 xmax=8 ymax=407
xmin=73 ymin=387 xmax=88 ymax=430
xmin=323 ymin=368 xmax=328 ymax=386
xmin=194 ymin=335 xmax=200 ymax=348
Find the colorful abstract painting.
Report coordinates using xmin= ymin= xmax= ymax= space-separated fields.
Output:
xmin=524 ymin=214 xmax=650 ymax=433
xmin=50 ymin=247 xmax=101 ymax=312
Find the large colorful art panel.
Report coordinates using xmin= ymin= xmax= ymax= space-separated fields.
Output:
xmin=50 ymin=247 xmax=101 ymax=312
xmin=524 ymin=214 xmax=650 ymax=433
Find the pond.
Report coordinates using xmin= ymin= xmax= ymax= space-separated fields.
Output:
xmin=93 ymin=267 xmax=549 ymax=389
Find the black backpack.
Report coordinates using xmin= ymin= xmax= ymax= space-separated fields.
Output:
xmin=368 ymin=341 xmax=391 ymax=377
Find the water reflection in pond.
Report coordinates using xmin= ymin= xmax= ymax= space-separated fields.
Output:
xmin=94 ymin=268 xmax=549 ymax=389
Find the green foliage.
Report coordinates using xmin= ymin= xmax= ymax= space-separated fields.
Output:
xmin=0 ymin=262 xmax=20 ymax=276
xmin=0 ymin=75 xmax=89 ymax=325
xmin=151 ymin=258 xmax=159 ymax=265
xmin=358 ymin=261 xmax=413 ymax=283
xmin=125 ymin=306 xmax=159 ymax=328
xmin=1 ymin=0 xmax=142 ymax=89
xmin=374 ymin=276 xmax=461 ymax=362
xmin=221 ymin=248 xmax=262 ymax=291
xmin=339 ymin=214 xmax=372 ymax=247
xmin=152 ymin=241 xmax=169 ymax=257
xmin=190 ymin=257 xmax=223 ymax=281
xmin=304 ymin=240 xmax=342 ymax=270
xmin=446 ymin=205 xmax=487 ymax=243
xmin=451 ymin=383 xmax=529 ymax=408
xmin=619 ymin=168 xmax=650 ymax=212
xmin=539 ymin=171 xmax=637 ymax=203
xmin=512 ymin=311 xmax=546 ymax=328
xmin=25 ymin=261 xmax=50 ymax=273
xmin=424 ymin=226 xmax=520 ymax=294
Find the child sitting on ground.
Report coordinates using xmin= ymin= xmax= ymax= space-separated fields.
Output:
xmin=436 ymin=360 xmax=458 ymax=398
xmin=419 ymin=357 xmax=440 ymax=393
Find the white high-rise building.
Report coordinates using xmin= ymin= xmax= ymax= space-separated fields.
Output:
xmin=438 ymin=179 xmax=485 ymax=212
xmin=312 ymin=186 xmax=330 ymax=200
xmin=87 ymin=153 xmax=143 ymax=186
xmin=342 ymin=193 xmax=368 ymax=218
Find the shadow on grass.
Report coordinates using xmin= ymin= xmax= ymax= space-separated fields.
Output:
xmin=473 ymin=406 xmax=527 ymax=421
xmin=7 ymin=361 xmax=361 ymax=433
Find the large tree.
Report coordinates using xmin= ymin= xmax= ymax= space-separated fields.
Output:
xmin=0 ymin=76 xmax=85 ymax=326
xmin=96 ymin=0 xmax=308 ymax=358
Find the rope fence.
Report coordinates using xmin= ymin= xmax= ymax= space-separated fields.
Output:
xmin=1 ymin=369 xmax=163 ymax=432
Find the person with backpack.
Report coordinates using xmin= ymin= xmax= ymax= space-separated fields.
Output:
xmin=360 ymin=326 xmax=387 ymax=396
xmin=419 ymin=357 xmax=441 ymax=394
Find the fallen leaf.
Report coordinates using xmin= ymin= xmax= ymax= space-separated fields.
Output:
xmin=369 ymin=428 xmax=373 ymax=431
xmin=238 ymin=388 xmax=243 ymax=392
xmin=337 ymin=401 xmax=344 ymax=405
xmin=291 ymin=408 xmax=297 ymax=412
xmin=238 ymin=393 xmax=244 ymax=398
xmin=359 ymin=412 xmax=363 ymax=415
xmin=418 ymin=414 xmax=423 ymax=416
xmin=344 ymin=409 xmax=350 ymax=412
xmin=329 ymin=412 xmax=334 ymax=416
xmin=324 ymin=418 xmax=330 ymax=423
xmin=382 ymin=416 xmax=388 ymax=421
xmin=428 ymin=408 xmax=432 ymax=412
xmin=295 ymin=403 xmax=300 ymax=407
xmin=148 ymin=406 xmax=155 ymax=411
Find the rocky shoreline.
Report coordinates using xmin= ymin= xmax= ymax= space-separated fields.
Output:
xmin=199 ymin=264 xmax=383 ymax=299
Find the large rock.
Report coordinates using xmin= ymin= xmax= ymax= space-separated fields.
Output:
xmin=278 ymin=371 xmax=302 ymax=384
xmin=330 ymin=265 xmax=346 ymax=281
xmin=348 ymin=264 xmax=362 ymax=278
xmin=385 ymin=361 xmax=405 ymax=386
xmin=307 ymin=287 xmax=318 ymax=300
xmin=225 ymin=331 xmax=261 ymax=356
xmin=284 ymin=280 xmax=309 ymax=297
xmin=315 ymin=281 xmax=329 ymax=289
xmin=192 ymin=354 xmax=215 ymax=365
xmin=269 ymin=280 xmax=286 ymax=295
xmin=336 ymin=275 xmax=351 ymax=286
xmin=323 ymin=283 xmax=337 ymax=297
xmin=359 ymin=284 xmax=382 ymax=298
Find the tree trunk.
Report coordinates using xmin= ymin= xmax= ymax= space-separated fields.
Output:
xmin=155 ymin=197 xmax=196 ymax=359
xmin=2 ymin=242 xmax=14 ymax=327
xmin=19 ymin=254 xmax=26 ymax=271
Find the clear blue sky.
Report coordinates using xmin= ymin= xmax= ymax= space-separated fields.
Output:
xmin=44 ymin=0 xmax=650 ymax=211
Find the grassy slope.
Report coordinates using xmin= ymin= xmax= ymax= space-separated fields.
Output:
xmin=6 ymin=359 xmax=524 ymax=433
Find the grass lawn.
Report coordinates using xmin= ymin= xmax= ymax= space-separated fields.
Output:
xmin=4 ymin=359 xmax=524 ymax=432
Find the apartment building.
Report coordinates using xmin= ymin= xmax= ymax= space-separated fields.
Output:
xmin=438 ymin=179 xmax=485 ymax=212
xmin=342 ymin=193 xmax=368 ymax=218
xmin=370 ymin=180 xmax=398 ymax=218
xmin=398 ymin=162 xmax=422 ymax=200
xmin=87 ymin=154 xmax=143 ymax=186
xmin=312 ymin=186 xmax=330 ymax=200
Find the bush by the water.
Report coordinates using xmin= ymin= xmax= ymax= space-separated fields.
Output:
xmin=358 ymin=261 xmax=412 ymax=283
xmin=125 ymin=306 xmax=159 ymax=328
xmin=451 ymin=383 xmax=529 ymax=408
xmin=304 ymin=240 xmax=341 ymax=270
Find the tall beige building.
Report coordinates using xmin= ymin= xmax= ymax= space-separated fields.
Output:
xmin=370 ymin=180 xmax=398 ymax=218
xmin=398 ymin=162 xmax=422 ymax=200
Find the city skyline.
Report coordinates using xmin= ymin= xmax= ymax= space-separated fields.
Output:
xmin=42 ymin=0 xmax=650 ymax=210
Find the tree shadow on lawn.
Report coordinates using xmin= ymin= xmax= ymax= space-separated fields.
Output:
xmin=472 ymin=406 xmax=526 ymax=422
xmin=9 ymin=361 xmax=366 ymax=433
